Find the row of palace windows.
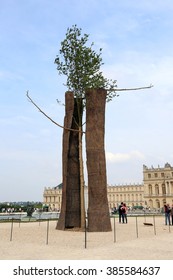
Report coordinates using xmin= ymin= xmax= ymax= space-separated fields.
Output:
xmin=147 ymin=172 xmax=173 ymax=179
xmin=108 ymin=187 xmax=142 ymax=192
xmin=108 ymin=194 xmax=143 ymax=202
xmin=148 ymin=184 xmax=173 ymax=195
xmin=44 ymin=196 xmax=61 ymax=203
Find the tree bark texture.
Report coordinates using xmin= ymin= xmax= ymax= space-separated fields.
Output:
xmin=56 ymin=91 xmax=81 ymax=229
xmin=86 ymin=88 xmax=112 ymax=232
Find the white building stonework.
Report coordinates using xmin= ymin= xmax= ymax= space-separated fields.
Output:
xmin=107 ymin=183 xmax=144 ymax=209
xmin=43 ymin=184 xmax=62 ymax=211
xmin=43 ymin=163 xmax=173 ymax=210
xmin=143 ymin=163 xmax=173 ymax=208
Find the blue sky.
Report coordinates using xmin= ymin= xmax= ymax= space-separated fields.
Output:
xmin=1 ymin=0 xmax=173 ymax=202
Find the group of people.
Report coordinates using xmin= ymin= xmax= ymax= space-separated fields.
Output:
xmin=116 ymin=202 xmax=173 ymax=225
xmin=118 ymin=202 xmax=128 ymax=224
xmin=164 ymin=204 xmax=173 ymax=226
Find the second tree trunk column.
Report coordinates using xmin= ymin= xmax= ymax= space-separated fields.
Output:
xmin=86 ymin=88 xmax=112 ymax=232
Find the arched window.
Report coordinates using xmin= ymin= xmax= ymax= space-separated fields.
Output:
xmin=148 ymin=185 xmax=152 ymax=195
xmin=156 ymin=200 xmax=160 ymax=208
xmin=162 ymin=184 xmax=166 ymax=195
xmin=155 ymin=185 xmax=159 ymax=195
xmin=149 ymin=199 xmax=153 ymax=208
xmin=171 ymin=182 xmax=173 ymax=194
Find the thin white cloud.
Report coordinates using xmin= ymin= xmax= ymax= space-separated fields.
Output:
xmin=0 ymin=149 xmax=39 ymax=161
xmin=0 ymin=70 xmax=23 ymax=81
xmin=106 ymin=150 xmax=145 ymax=163
xmin=0 ymin=115 xmax=32 ymax=126
xmin=102 ymin=51 xmax=173 ymax=97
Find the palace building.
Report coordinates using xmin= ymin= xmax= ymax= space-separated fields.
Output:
xmin=43 ymin=163 xmax=173 ymax=211
xmin=143 ymin=162 xmax=173 ymax=208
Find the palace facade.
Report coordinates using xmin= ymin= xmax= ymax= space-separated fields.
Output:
xmin=43 ymin=163 xmax=173 ymax=210
xmin=143 ymin=162 xmax=173 ymax=208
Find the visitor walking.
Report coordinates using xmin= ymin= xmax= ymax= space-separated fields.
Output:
xmin=164 ymin=204 xmax=171 ymax=225
xmin=118 ymin=202 xmax=124 ymax=223
xmin=122 ymin=203 xmax=128 ymax=224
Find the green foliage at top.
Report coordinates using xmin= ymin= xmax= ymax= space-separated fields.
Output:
xmin=55 ymin=24 xmax=117 ymax=102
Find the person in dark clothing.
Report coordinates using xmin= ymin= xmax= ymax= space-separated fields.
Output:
xmin=122 ymin=203 xmax=128 ymax=224
xmin=170 ymin=205 xmax=173 ymax=226
xmin=118 ymin=202 xmax=124 ymax=223
xmin=164 ymin=204 xmax=171 ymax=225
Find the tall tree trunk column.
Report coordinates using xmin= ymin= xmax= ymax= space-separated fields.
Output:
xmin=56 ymin=91 xmax=81 ymax=230
xmin=86 ymin=88 xmax=112 ymax=232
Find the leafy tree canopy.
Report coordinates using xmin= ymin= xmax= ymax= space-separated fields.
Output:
xmin=54 ymin=24 xmax=117 ymax=102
